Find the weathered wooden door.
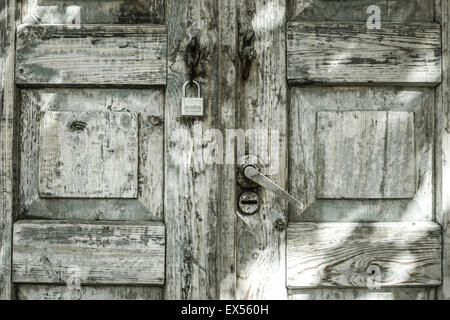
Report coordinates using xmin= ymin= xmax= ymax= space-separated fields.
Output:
xmin=1 ymin=0 xmax=450 ymax=301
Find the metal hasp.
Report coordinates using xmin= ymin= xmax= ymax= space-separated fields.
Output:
xmin=184 ymin=36 xmax=201 ymax=83
xmin=243 ymin=165 xmax=305 ymax=211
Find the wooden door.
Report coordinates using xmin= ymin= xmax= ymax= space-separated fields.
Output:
xmin=1 ymin=0 xmax=450 ymax=301
xmin=3 ymin=0 xmax=167 ymax=300
xmin=232 ymin=0 xmax=446 ymax=300
xmin=284 ymin=0 xmax=444 ymax=300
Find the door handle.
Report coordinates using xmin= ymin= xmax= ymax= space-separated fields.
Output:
xmin=243 ymin=165 xmax=305 ymax=211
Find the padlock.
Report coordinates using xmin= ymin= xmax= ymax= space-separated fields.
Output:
xmin=181 ymin=80 xmax=204 ymax=116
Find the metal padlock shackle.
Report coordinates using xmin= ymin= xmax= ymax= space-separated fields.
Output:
xmin=182 ymin=80 xmax=201 ymax=98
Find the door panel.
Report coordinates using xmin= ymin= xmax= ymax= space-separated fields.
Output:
xmin=16 ymin=25 xmax=167 ymax=86
xmin=16 ymin=285 xmax=163 ymax=300
xmin=316 ymin=111 xmax=415 ymax=199
xmin=287 ymin=22 xmax=441 ymax=85
xmin=20 ymin=89 xmax=164 ymax=221
xmin=39 ymin=111 xmax=139 ymax=199
xmin=12 ymin=221 xmax=165 ymax=285
xmin=22 ymin=0 xmax=165 ymax=25
xmin=287 ymin=222 xmax=441 ymax=288
xmin=290 ymin=87 xmax=435 ymax=222
xmin=288 ymin=288 xmax=437 ymax=300
xmin=287 ymin=0 xmax=435 ymax=23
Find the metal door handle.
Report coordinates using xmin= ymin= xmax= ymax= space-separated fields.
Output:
xmin=243 ymin=165 xmax=305 ymax=210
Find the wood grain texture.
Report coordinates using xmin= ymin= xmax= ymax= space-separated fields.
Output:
xmin=287 ymin=22 xmax=441 ymax=85
xmin=13 ymin=220 xmax=165 ymax=285
xmin=21 ymin=0 xmax=165 ymax=24
xmin=0 ymin=0 xmax=16 ymax=300
xmin=16 ymin=285 xmax=162 ymax=300
xmin=316 ymin=111 xmax=415 ymax=199
xmin=288 ymin=288 xmax=436 ymax=300
xmin=20 ymin=89 xmax=164 ymax=221
xmin=164 ymin=0 xmax=220 ymax=300
xmin=235 ymin=0 xmax=288 ymax=300
xmin=216 ymin=0 xmax=237 ymax=300
xmin=287 ymin=222 xmax=442 ymax=288
xmin=15 ymin=24 xmax=167 ymax=86
xmin=289 ymin=87 xmax=435 ymax=222
xmin=437 ymin=0 xmax=450 ymax=300
xmin=287 ymin=0 xmax=435 ymax=23
xmin=39 ymin=112 xmax=138 ymax=198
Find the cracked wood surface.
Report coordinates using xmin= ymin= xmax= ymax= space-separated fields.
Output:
xmin=316 ymin=111 xmax=415 ymax=199
xmin=16 ymin=285 xmax=162 ymax=300
xmin=20 ymin=89 xmax=164 ymax=221
xmin=21 ymin=0 xmax=165 ymax=24
xmin=287 ymin=222 xmax=442 ymax=288
xmin=16 ymin=24 xmax=167 ymax=86
xmin=287 ymin=22 xmax=442 ymax=85
xmin=13 ymin=220 xmax=165 ymax=285
xmin=38 ymin=111 xmax=139 ymax=198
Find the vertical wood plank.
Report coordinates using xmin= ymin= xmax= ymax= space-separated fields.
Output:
xmin=236 ymin=0 xmax=288 ymax=299
xmin=216 ymin=1 xmax=237 ymax=300
xmin=0 ymin=0 xmax=15 ymax=300
xmin=437 ymin=0 xmax=450 ymax=300
xmin=164 ymin=0 xmax=219 ymax=300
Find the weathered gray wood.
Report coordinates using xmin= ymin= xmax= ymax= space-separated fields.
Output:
xmin=13 ymin=220 xmax=165 ymax=285
xmin=437 ymin=0 xmax=450 ymax=300
xmin=293 ymin=199 xmax=427 ymax=223
xmin=164 ymin=0 xmax=220 ymax=300
xmin=289 ymin=87 xmax=434 ymax=222
xmin=21 ymin=0 xmax=165 ymax=24
xmin=16 ymin=24 xmax=167 ymax=86
xmin=316 ymin=111 xmax=415 ymax=199
xmin=235 ymin=0 xmax=288 ymax=300
xmin=288 ymin=288 xmax=436 ymax=300
xmin=39 ymin=111 xmax=138 ymax=198
xmin=20 ymin=89 xmax=164 ymax=221
xmin=287 ymin=222 xmax=442 ymax=288
xmin=216 ymin=0 xmax=237 ymax=300
xmin=287 ymin=0 xmax=435 ymax=23
xmin=16 ymin=285 xmax=162 ymax=300
xmin=0 ymin=0 xmax=16 ymax=300
xmin=287 ymin=22 xmax=441 ymax=85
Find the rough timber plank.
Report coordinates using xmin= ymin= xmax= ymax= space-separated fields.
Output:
xmin=16 ymin=285 xmax=162 ymax=300
xmin=12 ymin=220 xmax=165 ymax=285
xmin=38 ymin=111 xmax=138 ymax=198
xmin=164 ymin=0 xmax=220 ymax=300
xmin=286 ymin=0 xmax=435 ymax=23
xmin=21 ymin=0 xmax=165 ymax=24
xmin=0 ymin=0 xmax=16 ymax=300
xmin=287 ymin=22 xmax=441 ymax=85
xmin=287 ymin=222 xmax=442 ymax=288
xmin=15 ymin=24 xmax=167 ymax=86
xmin=20 ymin=89 xmax=164 ymax=221
xmin=216 ymin=0 xmax=237 ymax=299
xmin=235 ymin=0 xmax=288 ymax=300
xmin=316 ymin=111 xmax=415 ymax=199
